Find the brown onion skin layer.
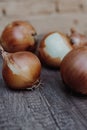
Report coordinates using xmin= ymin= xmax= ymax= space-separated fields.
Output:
xmin=1 ymin=21 xmax=36 ymax=53
xmin=2 ymin=51 xmax=41 ymax=89
xmin=69 ymin=29 xmax=87 ymax=48
xmin=39 ymin=32 xmax=72 ymax=68
xmin=60 ymin=46 xmax=87 ymax=94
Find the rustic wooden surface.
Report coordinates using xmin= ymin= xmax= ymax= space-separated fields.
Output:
xmin=0 ymin=36 xmax=87 ymax=130
xmin=0 ymin=0 xmax=87 ymax=130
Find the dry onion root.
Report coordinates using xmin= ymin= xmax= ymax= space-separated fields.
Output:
xmin=60 ymin=46 xmax=87 ymax=95
xmin=0 ymin=46 xmax=41 ymax=90
xmin=38 ymin=32 xmax=72 ymax=68
xmin=0 ymin=21 xmax=37 ymax=53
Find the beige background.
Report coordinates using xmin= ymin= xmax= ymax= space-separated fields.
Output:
xmin=0 ymin=0 xmax=87 ymax=35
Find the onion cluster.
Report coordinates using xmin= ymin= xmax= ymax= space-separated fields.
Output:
xmin=59 ymin=29 xmax=87 ymax=94
xmin=0 ymin=21 xmax=41 ymax=90
xmin=1 ymin=21 xmax=87 ymax=94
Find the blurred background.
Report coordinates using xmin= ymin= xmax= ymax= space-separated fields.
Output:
xmin=0 ymin=0 xmax=87 ymax=35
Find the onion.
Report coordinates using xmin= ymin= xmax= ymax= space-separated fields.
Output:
xmin=38 ymin=32 xmax=72 ymax=68
xmin=69 ymin=28 xmax=87 ymax=48
xmin=60 ymin=46 xmax=87 ymax=94
xmin=0 ymin=21 xmax=37 ymax=53
xmin=0 ymin=46 xmax=41 ymax=89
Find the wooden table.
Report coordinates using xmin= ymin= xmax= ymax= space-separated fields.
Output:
xmin=0 ymin=0 xmax=87 ymax=128
xmin=0 ymin=35 xmax=87 ymax=130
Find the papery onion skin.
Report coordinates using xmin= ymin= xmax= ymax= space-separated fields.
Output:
xmin=69 ymin=28 xmax=87 ymax=48
xmin=2 ymin=51 xmax=41 ymax=89
xmin=60 ymin=46 xmax=87 ymax=94
xmin=39 ymin=32 xmax=72 ymax=68
xmin=0 ymin=21 xmax=37 ymax=53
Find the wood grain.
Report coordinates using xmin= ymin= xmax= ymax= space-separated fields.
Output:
xmin=39 ymin=69 xmax=87 ymax=130
xmin=0 ymin=13 xmax=87 ymax=35
xmin=58 ymin=0 xmax=85 ymax=12
xmin=0 ymin=0 xmax=87 ymax=16
xmin=0 ymin=0 xmax=87 ymax=129
xmin=0 ymin=36 xmax=87 ymax=130
xmin=0 ymin=0 xmax=55 ymax=17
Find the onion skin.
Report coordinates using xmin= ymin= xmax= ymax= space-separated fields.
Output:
xmin=0 ymin=21 xmax=37 ymax=53
xmin=39 ymin=32 xmax=72 ymax=68
xmin=60 ymin=46 xmax=87 ymax=94
xmin=2 ymin=51 xmax=41 ymax=89
xmin=69 ymin=28 xmax=87 ymax=48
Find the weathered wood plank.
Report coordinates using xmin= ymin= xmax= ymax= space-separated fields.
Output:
xmin=82 ymin=0 xmax=87 ymax=12
xmin=57 ymin=0 xmax=85 ymax=12
xmin=0 ymin=13 xmax=87 ymax=35
xmin=0 ymin=0 xmax=55 ymax=17
xmin=0 ymin=0 xmax=87 ymax=16
xmin=39 ymin=67 xmax=87 ymax=130
xmin=0 ymin=83 xmax=59 ymax=129
xmin=69 ymin=94 xmax=87 ymax=121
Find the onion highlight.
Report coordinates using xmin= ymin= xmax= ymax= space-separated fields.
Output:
xmin=39 ymin=32 xmax=72 ymax=68
xmin=0 ymin=46 xmax=41 ymax=89
xmin=0 ymin=21 xmax=37 ymax=53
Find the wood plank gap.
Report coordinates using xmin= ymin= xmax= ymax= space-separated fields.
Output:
xmin=39 ymin=89 xmax=60 ymax=130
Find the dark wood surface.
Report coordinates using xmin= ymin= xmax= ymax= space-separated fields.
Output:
xmin=0 ymin=36 xmax=87 ymax=130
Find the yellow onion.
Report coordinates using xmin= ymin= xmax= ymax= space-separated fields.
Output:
xmin=60 ymin=46 xmax=87 ymax=94
xmin=69 ymin=28 xmax=87 ymax=48
xmin=0 ymin=46 xmax=41 ymax=89
xmin=39 ymin=32 xmax=72 ymax=68
xmin=0 ymin=21 xmax=37 ymax=53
